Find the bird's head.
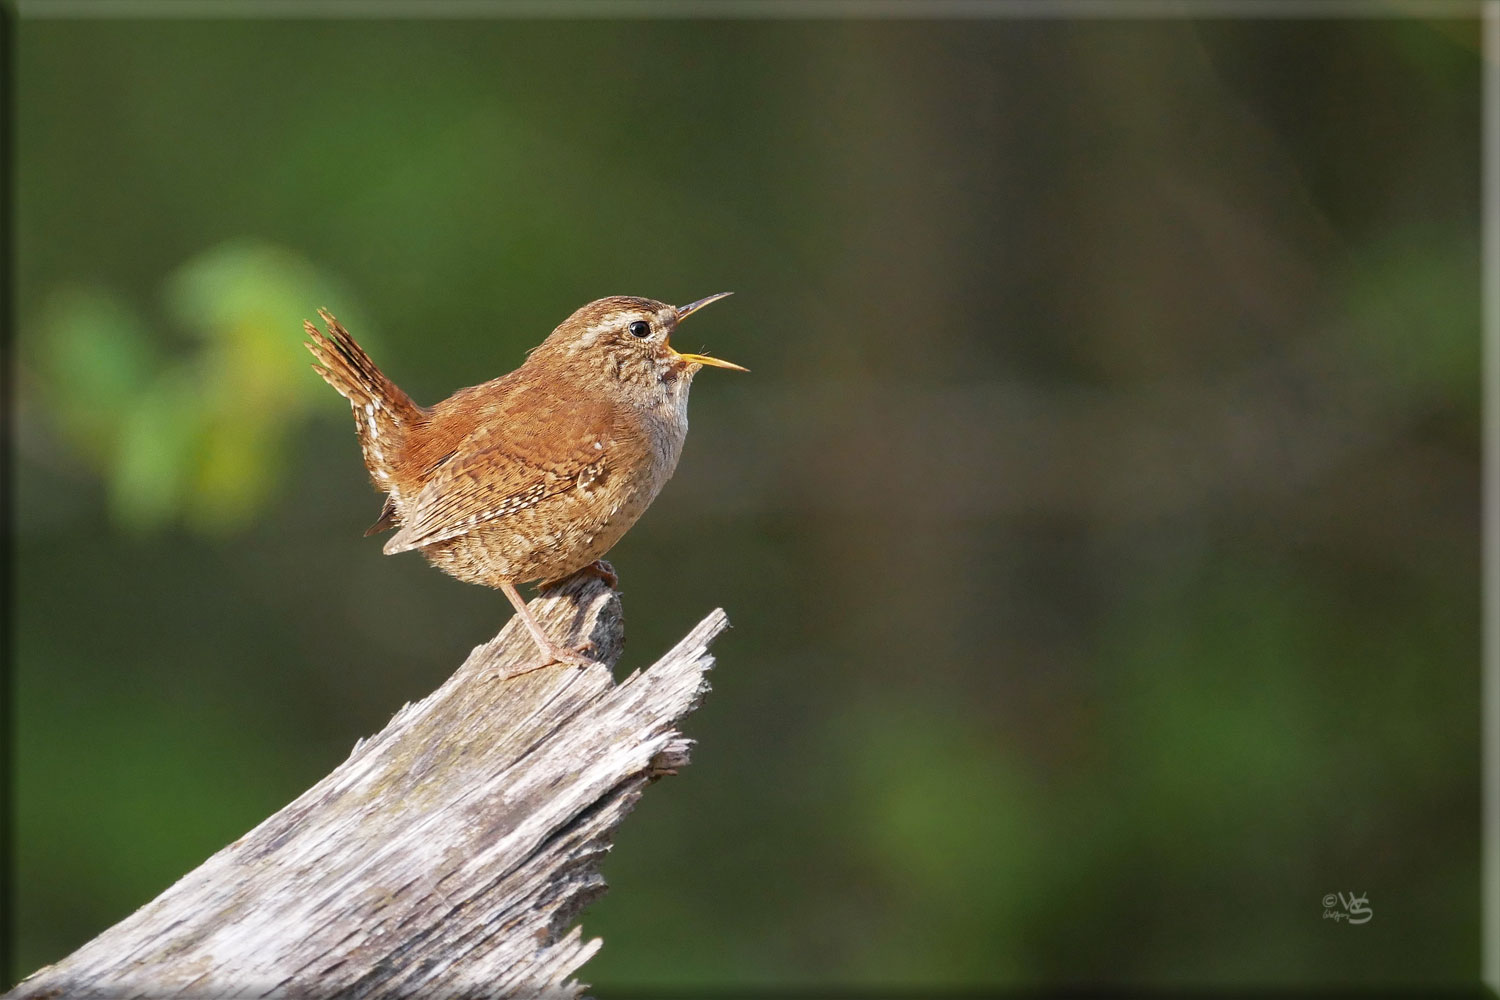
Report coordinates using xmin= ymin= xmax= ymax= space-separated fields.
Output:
xmin=533 ymin=292 xmax=744 ymax=406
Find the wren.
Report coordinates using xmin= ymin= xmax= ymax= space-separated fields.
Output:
xmin=304 ymin=293 xmax=742 ymax=673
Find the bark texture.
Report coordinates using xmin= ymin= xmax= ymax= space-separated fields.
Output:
xmin=9 ymin=574 xmax=726 ymax=999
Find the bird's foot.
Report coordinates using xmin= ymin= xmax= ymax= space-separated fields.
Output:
xmin=539 ymin=559 xmax=619 ymax=592
xmin=581 ymin=559 xmax=619 ymax=588
xmin=496 ymin=579 xmax=604 ymax=678
xmin=544 ymin=636 xmax=598 ymax=668
xmin=495 ymin=638 xmax=598 ymax=681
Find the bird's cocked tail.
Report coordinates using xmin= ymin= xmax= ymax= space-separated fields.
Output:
xmin=304 ymin=309 xmax=424 ymax=499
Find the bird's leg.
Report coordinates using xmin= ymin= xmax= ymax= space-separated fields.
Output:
xmin=538 ymin=559 xmax=619 ymax=592
xmin=498 ymin=580 xmax=595 ymax=672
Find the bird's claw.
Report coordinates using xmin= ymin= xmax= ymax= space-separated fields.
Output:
xmin=541 ymin=560 xmax=619 ymax=592
xmin=583 ymin=560 xmax=619 ymax=589
xmin=551 ymin=640 xmax=597 ymax=667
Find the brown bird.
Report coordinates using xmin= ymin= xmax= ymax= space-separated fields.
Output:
xmin=304 ymin=293 xmax=742 ymax=672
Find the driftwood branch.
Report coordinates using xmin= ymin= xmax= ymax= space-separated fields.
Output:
xmin=9 ymin=575 xmax=727 ymax=999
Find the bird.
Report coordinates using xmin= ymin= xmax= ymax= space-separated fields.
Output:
xmin=304 ymin=293 xmax=742 ymax=674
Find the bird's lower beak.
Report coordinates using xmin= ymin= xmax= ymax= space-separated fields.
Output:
xmin=670 ymin=291 xmax=747 ymax=371
xmin=674 ymin=351 xmax=749 ymax=372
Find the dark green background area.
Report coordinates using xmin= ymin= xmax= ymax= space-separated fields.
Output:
xmin=13 ymin=14 xmax=1482 ymax=991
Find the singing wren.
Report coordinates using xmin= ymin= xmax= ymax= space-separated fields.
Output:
xmin=304 ymin=293 xmax=742 ymax=673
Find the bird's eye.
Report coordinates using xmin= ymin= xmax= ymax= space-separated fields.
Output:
xmin=628 ymin=320 xmax=651 ymax=338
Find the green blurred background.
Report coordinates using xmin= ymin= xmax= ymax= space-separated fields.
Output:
xmin=12 ymin=13 xmax=1483 ymax=992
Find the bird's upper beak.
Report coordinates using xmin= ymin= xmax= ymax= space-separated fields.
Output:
xmin=670 ymin=292 xmax=747 ymax=371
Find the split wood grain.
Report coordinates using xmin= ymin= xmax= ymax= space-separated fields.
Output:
xmin=9 ymin=574 xmax=726 ymax=1000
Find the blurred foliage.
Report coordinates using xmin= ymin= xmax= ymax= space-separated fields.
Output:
xmin=13 ymin=14 xmax=1483 ymax=994
xmin=1340 ymin=226 xmax=1481 ymax=405
xmin=29 ymin=242 xmax=357 ymax=532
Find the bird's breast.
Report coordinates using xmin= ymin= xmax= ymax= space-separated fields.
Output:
xmin=627 ymin=403 xmax=688 ymax=495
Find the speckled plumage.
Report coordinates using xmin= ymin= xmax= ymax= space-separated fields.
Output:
xmin=304 ymin=294 xmax=740 ymax=670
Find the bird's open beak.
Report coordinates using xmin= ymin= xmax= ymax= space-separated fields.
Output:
xmin=671 ymin=292 xmax=747 ymax=371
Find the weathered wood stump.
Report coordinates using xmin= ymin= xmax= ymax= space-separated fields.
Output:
xmin=8 ymin=574 xmax=727 ymax=999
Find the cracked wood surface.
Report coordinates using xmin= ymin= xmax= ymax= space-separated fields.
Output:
xmin=9 ymin=575 xmax=727 ymax=999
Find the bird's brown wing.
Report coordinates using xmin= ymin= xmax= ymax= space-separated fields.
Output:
xmin=380 ymin=395 xmax=626 ymax=555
